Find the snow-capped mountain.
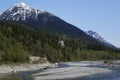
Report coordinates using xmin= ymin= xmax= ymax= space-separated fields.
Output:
xmin=86 ymin=30 xmax=117 ymax=49
xmin=0 ymin=2 xmax=54 ymax=21
xmin=0 ymin=3 xmax=106 ymax=45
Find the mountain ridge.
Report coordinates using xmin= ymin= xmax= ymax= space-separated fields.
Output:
xmin=0 ymin=2 xmax=114 ymax=48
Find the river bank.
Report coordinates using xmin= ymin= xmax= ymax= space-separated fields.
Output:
xmin=0 ymin=61 xmax=120 ymax=80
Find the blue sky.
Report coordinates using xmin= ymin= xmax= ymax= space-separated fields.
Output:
xmin=0 ymin=0 xmax=120 ymax=47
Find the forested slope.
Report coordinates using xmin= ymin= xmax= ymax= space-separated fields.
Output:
xmin=0 ymin=21 xmax=119 ymax=63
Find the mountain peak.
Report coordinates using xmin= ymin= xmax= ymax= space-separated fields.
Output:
xmin=86 ymin=30 xmax=107 ymax=42
xmin=16 ymin=2 xmax=27 ymax=6
xmin=8 ymin=2 xmax=32 ymax=11
xmin=15 ymin=2 xmax=29 ymax=8
xmin=86 ymin=30 xmax=117 ymax=49
xmin=0 ymin=2 xmax=54 ymax=21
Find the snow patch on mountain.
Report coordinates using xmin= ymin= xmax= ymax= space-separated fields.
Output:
xmin=86 ymin=30 xmax=117 ymax=49
xmin=86 ymin=30 xmax=107 ymax=43
xmin=9 ymin=2 xmax=31 ymax=11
